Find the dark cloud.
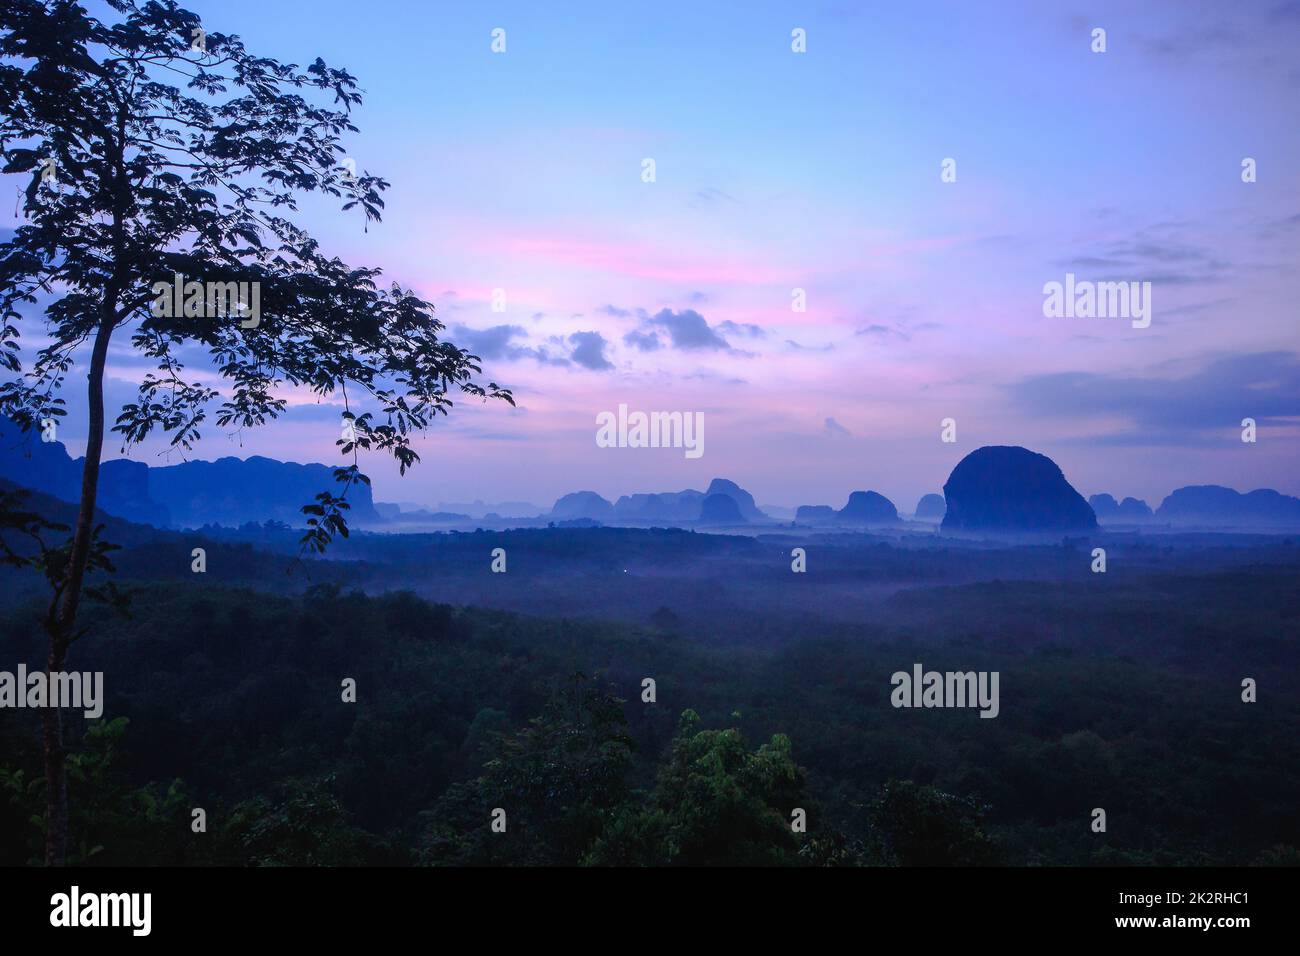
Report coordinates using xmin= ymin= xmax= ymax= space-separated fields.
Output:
xmin=597 ymin=304 xmax=632 ymax=318
xmin=567 ymin=331 xmax=614 ymax=371
xmin=623 ymin=329 xmax=661 ymax=352
xmin=645 ymin=308 xmax=732 ymax=351
xmin=1055 ymin=227 xmax=1232 ymax=286
xmin=450 ymin=323 xmax=580 ymax=368
xmin=450 ymin=323 xmax=530 ymax=359
xmin=824 ymin=417 xmax=851 ymax=437
xmin=608 ymin=306 xmax=755 ymax=356
xmin=786 ymin=339 xmax=833 ymax=352
xmin=532 ymin=349 xmax=572 ymax=367
xmin=718 ymin=320 xmax=766 ymax=338
xmin=855 ymin=323 xmax=908 ymax=341
xmin=852 ymin=304 xmax=936 ymax=343
xmin=1255 ymin=211 xmax=1300 ymax=240
xmin=1007 ymin=351 xmax=1300 ymax=438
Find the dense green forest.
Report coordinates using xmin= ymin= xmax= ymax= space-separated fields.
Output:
xmin=3 ymin=546 xmax=1298 ymax=865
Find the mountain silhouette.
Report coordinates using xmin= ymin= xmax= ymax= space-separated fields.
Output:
xmin=795 ymin=505 xmax=837 ymax=523
xmin=792 ymin=492 xmax=901 ymax=525
xmin=838 ymin=490 xmax=900 ymax=525
xmin=698 ymin=493 xmax=747 ymax=525
xmin=147 ymin=455 xmax=378 ymax=527
xmin=0 ymin=419 xmax=169 ymax=526
xmin=914 ymin=493 xmax=946 ymax=519
xmin=610 ymin=478 xmax=763 ymax=524
xmin=1156 ymin=486 xmax=1300 ymax=526
xmin=613 ymin=489 xmax=705 ymax=522
xmin=1089 ymin=493 xmax=1153 ymax=522
xmin=704 ymin=478 xmax=765 ymax=520
xmin=551 ymin=490 xmax=614 ymax=520
xmin=0 ymin=419 xmax=376 ymax=528
xmin=942 ymin=446 xmax=1097 ymax=532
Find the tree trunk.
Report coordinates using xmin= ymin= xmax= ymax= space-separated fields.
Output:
xmin=42 ymin=316 xmax=114 ymax=866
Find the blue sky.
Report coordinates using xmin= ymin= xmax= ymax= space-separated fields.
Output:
xmin=6 ymin=0 xmax=1299 ymax=510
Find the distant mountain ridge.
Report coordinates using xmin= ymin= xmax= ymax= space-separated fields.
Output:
xmin=6 ymin=420 xmax=1299 ymax=534
xmin=149 ymin=455 xmax=379 ymax=527
xmin=1155 ymin=485 xmax=1300 ymax=526
xmin=0 ymin=418 xmax=375 ymax=529
xmin=551 ymin=491 xmax=614 ymax=521
xmin=613 ymin=488 xmax=705 ymax=522
xmin=0 ymin=420 xmax=169 ymax=526
xmin=551 ymin=478 xmax=767 ymax=526
xmin=1089 ymin=493 xmax=1154 ymax=522
xmin=795 ymin=490 xmax=901 ymax=525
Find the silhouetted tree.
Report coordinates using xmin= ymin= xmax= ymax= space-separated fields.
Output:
xmin=0 ymin=0 xmax=510 ymax=863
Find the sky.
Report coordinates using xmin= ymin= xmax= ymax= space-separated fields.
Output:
xmin=5 ymin=0 xmax=1300 ymax=511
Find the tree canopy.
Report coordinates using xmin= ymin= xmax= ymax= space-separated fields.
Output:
xmin=0 ymin=0 xmax=512 ymax=553
xmin=0 ymin=0 xmax=512 ymax=864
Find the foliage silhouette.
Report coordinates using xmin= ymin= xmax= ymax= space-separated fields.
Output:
xmin=0 ymin=0 xmax=510 ymax=862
